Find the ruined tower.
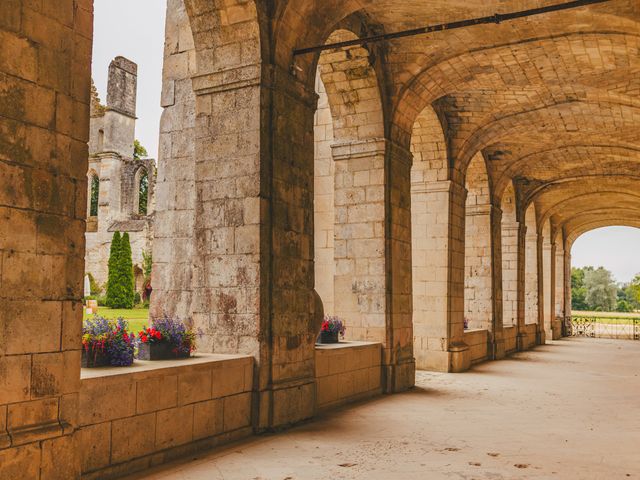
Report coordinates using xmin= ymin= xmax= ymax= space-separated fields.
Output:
xmin=85 ymin=56 xmax=156 ymax=294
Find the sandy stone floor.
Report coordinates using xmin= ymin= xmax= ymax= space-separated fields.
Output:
xmin=130 ymin=338 xmax=640 ymax=480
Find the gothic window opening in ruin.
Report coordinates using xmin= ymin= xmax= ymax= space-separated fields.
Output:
xmin=137 ymin=168 xmax=149 ymax=215
xmin=89 ymin=174 xmax=100 ymax=217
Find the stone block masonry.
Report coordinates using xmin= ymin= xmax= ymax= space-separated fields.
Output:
xmin=78 ymin=355 xmax=254 ymax=480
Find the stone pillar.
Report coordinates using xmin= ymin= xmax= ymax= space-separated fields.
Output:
xmin=502 ymin=221 xmax=519 ymax=327
xmin=412 ymin=180 xmax=469 ymax=372
xmin=536 ymin=233 xmax=546 ymax=345
xmin=464 ymin=204 xmax=504 ymax=359
xmin=542 ymin=238 xmax=553 ymax=342
xmin=516 ymin=222 xmax=528 ymax=350
xmin=184 ymin=63 xmax=320 ymax=429
xmin=489 ymin=205 xmax=505 ymax=359
xmin=524 ymin=231 xmax=539 ymax=326
xmin=563 ymin=249 xmax=572 ymax=336
xmin=151 ymin=0 xmax=197 ymax=321
xmin=554 ymin=242 xmax=566 ymax=339
xmin=536 ymin=235 xmax=551 ymax=345
xmin=0 ymin=0 xmax=92 ymax=477
xmin=332 ymin=139 xmax=415 ymax=391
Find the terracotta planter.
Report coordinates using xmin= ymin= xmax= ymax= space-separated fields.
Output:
xmin=138 ymin=342 xmax=190 ymax=360
xmin=82 ymin=344 xmax=110 ymax=368
xmin=318 ymin=331 xmax=339 ymax=344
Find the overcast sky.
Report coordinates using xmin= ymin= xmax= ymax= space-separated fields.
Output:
xmin=571 ymin=227 xmax=640 ymax=283
xmin=92 ymin=0 xmax=166 ymax=160
xmin=92 ymin=4 xmax=640 ymax=283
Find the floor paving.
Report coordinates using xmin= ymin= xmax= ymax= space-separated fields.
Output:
xmin=129 ymin=338 xmax=640 ymax=479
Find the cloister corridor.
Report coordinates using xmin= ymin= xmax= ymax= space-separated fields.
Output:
xmin=129 ymin=338 xmax=640 ymax=480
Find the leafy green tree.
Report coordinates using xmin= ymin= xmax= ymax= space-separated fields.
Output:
xmin=133 ymin=139 xmax=148 ymax=160
xmin=617 ymin=299 xmax=632 ymax=312
xmin=584 ymin=267 xmax=617 ymax=312
xmin=571 ymin=267 xmax=588 ymax=310
xmin=105 ymin=231 xmax=135 ymax=308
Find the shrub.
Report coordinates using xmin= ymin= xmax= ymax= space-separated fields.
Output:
xmin=106 ymin=231 xmax=135 ymax=308
xmin=134 ymin=291 xmax=141 ymax=305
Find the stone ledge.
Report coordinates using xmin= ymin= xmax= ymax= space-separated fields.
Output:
xmin=81 ymin=353 xmax=251 ymax=380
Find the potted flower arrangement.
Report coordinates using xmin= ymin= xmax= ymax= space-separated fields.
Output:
xmin=137 ymin=315 xmax=198 ymax=360
xmin=318 ymin=315 xmax=346 ymax=344
xmin=82 ymin=316 xmax=135 ymax=367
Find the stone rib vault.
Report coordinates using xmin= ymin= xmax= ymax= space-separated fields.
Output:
xmin=0 ymin=0 xmax=639 ymax=478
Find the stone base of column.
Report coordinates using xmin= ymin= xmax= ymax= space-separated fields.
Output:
xmin=551 ymin=317 xmax=564 ymax=339
xmin=256 ymin=378 xmax=316 ymax=431
xmin=536 ymin=329 xmax=546 ymax=345
xmin=449 ymin=342 xmax=471 ymax=372
xmin=383 ymin=359 xmax=416 ymax=393
xmin=516 ymin=332 xmax=529 ymax=351
xmin=415 ymin=344 xmax=470 ymax=373
xmin=492 ymin=336 xmax=506 ymax=360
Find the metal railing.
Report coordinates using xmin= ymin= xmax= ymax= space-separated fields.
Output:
xmin=567 ymin=316 xmax=640 ymax=340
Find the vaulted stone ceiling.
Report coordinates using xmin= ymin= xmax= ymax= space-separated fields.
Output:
xmin=280 ymin=0 xmax=640 ymax=244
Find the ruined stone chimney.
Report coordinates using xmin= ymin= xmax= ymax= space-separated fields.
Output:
xmin=106 ymin=56 xmax=138 ymax=117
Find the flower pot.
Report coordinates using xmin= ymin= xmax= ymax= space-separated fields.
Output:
xmin=318 ymin=331 xmax=339 ymax=344
xmin=138 ymin=342 xmax=190 ymax=360
xmin=82 ymin=344 xmax=110 ymax=368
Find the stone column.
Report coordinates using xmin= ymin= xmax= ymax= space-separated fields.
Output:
xmin=412 ymin=180 xmax=470 ymax=372
xmin=187 ymin=65 xmax=318 ymax=429
xmin=465 ymin=204 xmax=504 ymax=359
xmin=536 ymin=234 xmax=551 ymax=345
xmin=0 ymin=0 xmax=92 ymax=477
xmin=516 ymin=222 xmax=528 ymax=350
xmin=489 ymin=205 xmax=505 ymax=359
xmin=151 ymin=0 xmax=198 ymax=321
xmin=542 ymin=238 xmax=553 ymax=342
xmin=563 ymin=249 xmax=572 ymax=336
xmin=332 ymin=139 xmax=415 ymax=391
xmin=502 ymin=221 xmax=519 ymax=327
xmin=554 ymin=242 xmax=566 ymax=339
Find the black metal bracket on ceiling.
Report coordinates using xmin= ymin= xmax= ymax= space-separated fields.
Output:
xmin=292 ymin=0 xmax=613 ymax=56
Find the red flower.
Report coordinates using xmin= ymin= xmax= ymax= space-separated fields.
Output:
xmin=321 ymin=321 xmax=329 ymax=332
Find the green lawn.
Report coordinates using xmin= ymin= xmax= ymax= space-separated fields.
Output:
xmin=83 ymin=307 xmax=149 ymax=334
xmin=572 ymin=310 xmax=640 ymax=324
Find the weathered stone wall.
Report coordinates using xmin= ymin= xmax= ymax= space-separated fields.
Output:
xmin=150 ymin=0 xmax=197 ymax=321
xmin=78 ymin=355 xmax=253 ymax=480
xmin=0 ymin=0 xmax=92 ymax=477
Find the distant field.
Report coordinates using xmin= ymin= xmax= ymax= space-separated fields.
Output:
xmin=572 ymin=310 xmax=640 ymax=325
xmin=83 ymin=307 xmax=149 ymax=334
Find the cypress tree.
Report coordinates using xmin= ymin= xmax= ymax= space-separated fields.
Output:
xmin=120 ymin=232 xmax=135 ymax=308
xmin=105 ymin=231 xmax=121 ymax=308
xmin=105 ymin=231 xmax=135 ymax=308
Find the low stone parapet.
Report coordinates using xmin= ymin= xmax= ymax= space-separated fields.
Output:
xmin=78 ymin=354 xmax=253 ymax=480
xmin=463 ymin=329 xmax=489 ymax=365
xmin=315 ymin=341 xmax=382 ymax=411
